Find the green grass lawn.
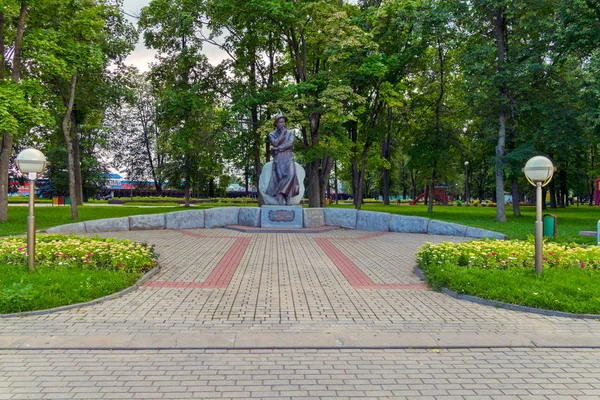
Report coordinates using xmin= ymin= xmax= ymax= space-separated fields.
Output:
xmin=331 ymin=203 xmax=600 ymax=244
xmin=1 ymin=205 xmax=184 ymax=236
xmin=0 ymin=264 xmax=142 ymax=314
xmin=420 ymin=260 xmax=600 ymax=315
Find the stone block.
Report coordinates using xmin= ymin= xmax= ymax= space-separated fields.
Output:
xmin=129 ymin=214 xmax=165 ymax=230
xmin=259 ymin=161 xmax=306 ymax=205
xmin=261 ymin=205 xmax=302 ymax=228
xmin=466 ymin=227 xmax=505 ymax=240
xmin=324 ymin=208 xmax=357 ymax=229
xmin=428 ymin=220 xmax=468 ymax=237
xmin=303 ymin=208 xmax=325 ymax=228
xmin=205 ymin=207 xmax=240 ymax=228
xmin=85 ymin=217 xmax=130 ymax=233
xmin=238 ymin=207 xmax=261 ymax=227
xmin=45 ymin=222 xmax=86 ymax=235
xmin=165 ymin=210 xmax=205 ymax=229
xmin=390 ymin=215 xmax=430 ymax=234
xmin=356 ymin=210 xmax=390 ymax=232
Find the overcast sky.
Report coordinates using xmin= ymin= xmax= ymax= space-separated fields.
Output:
xmin=122 ymin=0 xmax=229 ymax=72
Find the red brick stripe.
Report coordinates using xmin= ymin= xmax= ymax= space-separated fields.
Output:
xmin=202 ymin=237 xmax=251 ymax=288
xmin=144 ymin=237 xmax=251 ymax=289
xmin=315 ymin=238 xmax=376 ymax=287
xmin=177 ymin=230 xmax=241 ymax=239
xmin=316 ymin=238 xmax=428 ymax=290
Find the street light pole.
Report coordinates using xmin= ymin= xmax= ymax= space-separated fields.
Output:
xmin=27 ymin=174 xmax=35 ymax=269
xmin=535 ymin=181 xmax=543 ymax=274
xmin=16 ymin=149 xmax=47 ymax=271
xmin=523 ymin=156 xmax=555 ymax=275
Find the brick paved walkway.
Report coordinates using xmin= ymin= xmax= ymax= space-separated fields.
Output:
xmin=1 ymin=228 xmax=599 ymax=399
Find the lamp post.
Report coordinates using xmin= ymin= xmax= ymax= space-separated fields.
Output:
xmin=15 ymin=149 xmax=47 ymax=271
xmin=523 ymin=156 xmax=555 ymax=275
xmin=464 ymin=161 xmax=469 ymax=204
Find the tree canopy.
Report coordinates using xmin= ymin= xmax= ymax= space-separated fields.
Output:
xmin=3 ymin=0 xmax=600 ymax=219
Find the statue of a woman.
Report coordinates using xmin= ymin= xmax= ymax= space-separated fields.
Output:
xmin=265 ymin=114 xmax=299 ymax=206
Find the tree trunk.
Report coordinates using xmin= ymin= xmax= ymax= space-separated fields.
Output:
xmin=0 ymin=1 xmax=27 ymax=222
xmin=139 ymin=103 xmax=160 ymax=194
xmin=62 ymin=71 xmax=79 ymax=220
xmin=382 ymin=108 xmax=392 ymax=205
xmin=319 ymin=155 xmax=333 ymax=207
xmin=334 ymin=160 xmax=339 ymax=204
xmin=308 ymin=112 xmax=321 ymax=208
xmin=72 ymin=122 xmax=84 ymax=205
xmin=559 ymin=168 xmax=567 ymax=207
xmin=0 ymin=134 xmax=12 ymax=222
xmin=495 ymin=6 xmax=507 ymax=222
xmin=548 ymin=178 xmax=556 ymax=208
xmin=354 ymin=146 xmax=369 ymax=210
xmin=511 ymin=176 xmax=521 ymax=217
xmin=183 ymin=177 xmax=190 ymax=206
xmin=410 ymin=170 xmax=417 ymax=200
xmin=542 ymin=186 xmax=547 ymax=210
xmin=11 ymin=1 xmax=27 ymax=83
xmin=250 ymin=58 xmax=264 ymax=206
xmin=427 ymin=164 xmax=436 ymax=213
xmin=0 ymin=11 xmax=5 ymax=79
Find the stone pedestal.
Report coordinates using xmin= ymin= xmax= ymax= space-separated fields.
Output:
xmin=258 ymin=162 xmax=306 ymax=205
xmin=260 ymin=206 xmax=303 ymax=229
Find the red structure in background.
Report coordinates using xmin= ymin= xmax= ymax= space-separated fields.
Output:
xmin=409 ymin=186 xmax=449 ymax=205
xmin=595 ymin=178 xmax=600 ymax=205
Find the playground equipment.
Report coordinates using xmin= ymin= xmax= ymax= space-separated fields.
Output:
xmin=595 ymin=178 xmax=600 ymax=206
xmin=409 ymin=186 xmax=449 ymax=205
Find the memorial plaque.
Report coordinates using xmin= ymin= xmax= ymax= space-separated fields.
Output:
xmin=268 ymin=209 xmax=295 ymax=222
xmin=261 ymin=205 xmax=303 ymax=228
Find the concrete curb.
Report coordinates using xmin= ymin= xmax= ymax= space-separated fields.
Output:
xmin=2 ymin=331 xmax=599 ymax=350
xmin=413 ymin=265 xmax=600 ymax=320
xmin=0 ymin=264 xmax=161 ymax=319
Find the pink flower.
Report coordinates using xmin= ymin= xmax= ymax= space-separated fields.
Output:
xmin=118 ymin=263 xmax=123 ymax=268
xmin=548 ymin=251 xmax=553 ymax=255
xmin=486 ymin=253 xmax=490 ymax=257
xmin=87 ymin=252 xmax=93 ymax=257
xmin=17 ymin=247 xmax=22 ymax=251
xmin=580 ymin=263 xmax=585 ymax=268
xmin=491 ymin=252 xmax=497 ymax=255
xmin=542 ymin=256 xmax=547 ymax=261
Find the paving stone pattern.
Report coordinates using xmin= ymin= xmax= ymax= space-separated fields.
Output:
xmin=2 ymin=228 xmax=600 ymax=399
xmin=1 ymin=348 xmax=599 ymax=399
xmin=0 ymin=229 xmax=599 ymax=339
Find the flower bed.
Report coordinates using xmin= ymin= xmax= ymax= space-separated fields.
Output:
xmin=417 ymin=239 xmax=600 ymax=271
xmin=0 ymin=234 xmax=156 ymax=273
xmin=0 ymin=235 xmax=157 ymax=314
xmin=417 ymin=239 xmax=600 ymax=315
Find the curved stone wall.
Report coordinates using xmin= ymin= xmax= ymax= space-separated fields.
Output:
xmin=45 ymin=207 xmax=505 ymax=240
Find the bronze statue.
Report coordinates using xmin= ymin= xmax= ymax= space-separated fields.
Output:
xmin=266 ymin=114 xmax=299 ymax=206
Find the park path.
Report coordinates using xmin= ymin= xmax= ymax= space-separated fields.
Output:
xmin=1 ymin=228 xmax=599 ymax=399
